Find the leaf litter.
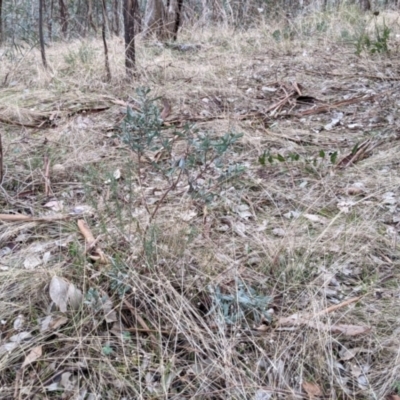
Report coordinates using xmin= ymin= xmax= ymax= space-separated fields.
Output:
xmin=1 ymin=16 xmax=400 ymax=399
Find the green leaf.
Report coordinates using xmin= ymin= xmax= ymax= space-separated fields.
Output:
xmin=258 ymin=151 xmax=267 ymax=166
xmin=330 ymin=151 xmax=338 ymax=164
xmin=319 ymin=150 xmax=325 ymax=158
xmin=289 ymin=153 xmax=300 ymax=161
xmin=277 ymin=154 xmax=285 ymax=162
xmin=272 ymin=30 xmax=281 ymax=42
xmin=102 ymin=345 xmax=113 ymax=356
xmin=351 ymin=143 xmax=359 ymax=155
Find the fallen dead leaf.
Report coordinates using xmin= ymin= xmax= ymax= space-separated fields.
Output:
xmin=113 ymin=169 xmax=121 ymax=180
xmin=67 ymin=283 xmax=83 ymax=310
xmin=302 ymin=381 xmax=323 ymax=398
xmin=272 ymin=227 xmax=285 ymax=237
xmin=386 ymin=395 xmax=400 ymax=400
xmin=49 ymin=276 xmax=69 ymax=312
xmin=0 ymin=342 xmax=18 ymax=354
xmin=303 ymin=213 xmax=328 ymax=224
xmin=49 ymin=316 xmax=68 ymax=330
xmin=330 ymin=324 xmax=371 ymax=336
xmin=43 ymin=200 xmax=64 ymax=212
xmin=255 ymin=323 xmax=269 ymax=332
xmin=339 ymin=347 xmax=360 ymax=361
xmin=21 ymin=345 xmax=42 ymax=368
xmin=160 ymin=98 xmax=171 ymax=120
xmin=40 ymin=315 xmax=68 ymax=332
xmin=23 ymin=255 xmax=42 ymax=270
xmin=254 ymin=389 xmax=273 ymax=400
xmin=13 ymin=315 xmax=24 ymax=331
xmin=96 ymin=291 xmax=118 ymax=323
xmin=10 ymin=331 xmax=32 ymax=343
xmin=347 ymin=186 xmax=365 ymax=195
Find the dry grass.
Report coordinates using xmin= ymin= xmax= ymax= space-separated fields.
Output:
xmin=1 ymin=7 xmax=400 ymax=400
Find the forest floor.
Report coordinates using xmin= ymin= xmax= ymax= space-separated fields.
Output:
xmin=1 ymin=8 xmax=400 ymax=400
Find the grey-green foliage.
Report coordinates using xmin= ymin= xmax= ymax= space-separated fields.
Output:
xmin=207 ymin=280 xmax=272 ymax=326
xmin=84 ymin=287 xmax=112 ymax=313
xmin=120 ymin=87 xmax=243 ymax=207
xmin=108 ymin=259 xmax=132 ymax=298
xmin=258 ymin=149 xmax=338 ymax=166
xmin=121 ymin=88 xmax=164 ymax=156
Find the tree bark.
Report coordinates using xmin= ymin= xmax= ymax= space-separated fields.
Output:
xmin=113 ymin=0 xmax=120 ymax=35
xmin=47 ymin=0 xmax=54 ymax=41
xmin=359 ymin=0 xmax=371 ymax=11
xmin=101 ymin=0 xmax=111 ymax=81
xmin=173 ymin=0 xmax=183 ymax=41
xmin=0 ymin=0 xmax=3 ymax=44
xmin=124 ymin=0 xmax=136 ymax=78
xmin=39 ymin=0 xmax=48 ymax=68
xmin=58 ymin=0 xmax=68 ymax=38
xmin=143 ymin=0 xmax=165 ymax=39
xmin=87 ymin=0 xmax=97 ymax=33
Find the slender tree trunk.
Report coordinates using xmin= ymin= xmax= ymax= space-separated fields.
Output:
xmin=173 ymin=0 xmax=183 ymax=41
xmin=113 ymin=0 xmax=120 ymax=35
xmin=359 ymin=0 xmax=371 ymax=10
xmin=87 ymin=0 xmax=97 ymax=33
xmin=134 ymin=0 xmax=141 ymax=34
xmin=58 ymin=0 xmax=68 ymax=38
xmin=101 ymin=0 xmax=111 ymax=81
xmin=124 ymin=0 xmax=136 ymax=78
xmin=39 ymin=0 xmax=48 ymax=68
xmin=143 ymin=0 xmax=165 ymax=38
xmin=48 ymin=0 xmax=54 ymax=41
xmin=0 ymin=0 xmax=3 ymax=44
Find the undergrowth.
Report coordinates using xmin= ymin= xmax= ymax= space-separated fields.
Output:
xmin=0 ymin=8 xmax=400 ymax=400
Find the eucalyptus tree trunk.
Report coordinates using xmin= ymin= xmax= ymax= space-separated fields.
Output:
xmin=87 ymin=0 xmax=97 ymax=33
xmin=58 ymin=0 xmax=68 ymax=38
xmin=47 ymin=0 xmax=54 ymax=41
xmin=143 ymin=0 xmax=165 ymax=38
xmin=39 ymin=0 xmax=48 ymax=68
xmin=359 ymin=0 xmax=371 ymax=10
xmin=101 ymin=0 xmax=111 ymax=81
xmin=173 ymin=0 xmax=183 ymax=40
xmin=0 ymin=0 xmax=3 ymax=44
xmin=124 ymin=0 xmax=136 ymax=78
xmin=113 ymin=0 xmax=120 ymax=35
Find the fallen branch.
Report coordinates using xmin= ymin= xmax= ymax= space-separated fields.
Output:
xmin=0 ymin=213 xmax=69 ymax=222
xmin=43 ymin=155 xmax=51 ymax=197
xmin=77 ymin=219 xmax=108 ymax=263
xmin=276 ymin=296 xmax=370 ymax=336
xmin=335 ymin=138 xmax=380 ymax=169
xmin=294 ymin=90 xmax=391 ymax=117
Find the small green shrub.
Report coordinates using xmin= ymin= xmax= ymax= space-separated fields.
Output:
xmin=207 ymin=279 xmax=272 ymax=327
xmin=120 ymin=87 xmax=244 ymax=223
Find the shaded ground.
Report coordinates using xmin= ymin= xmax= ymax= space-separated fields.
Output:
xmin=1 ymin=10 xmax=400 ymax=399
